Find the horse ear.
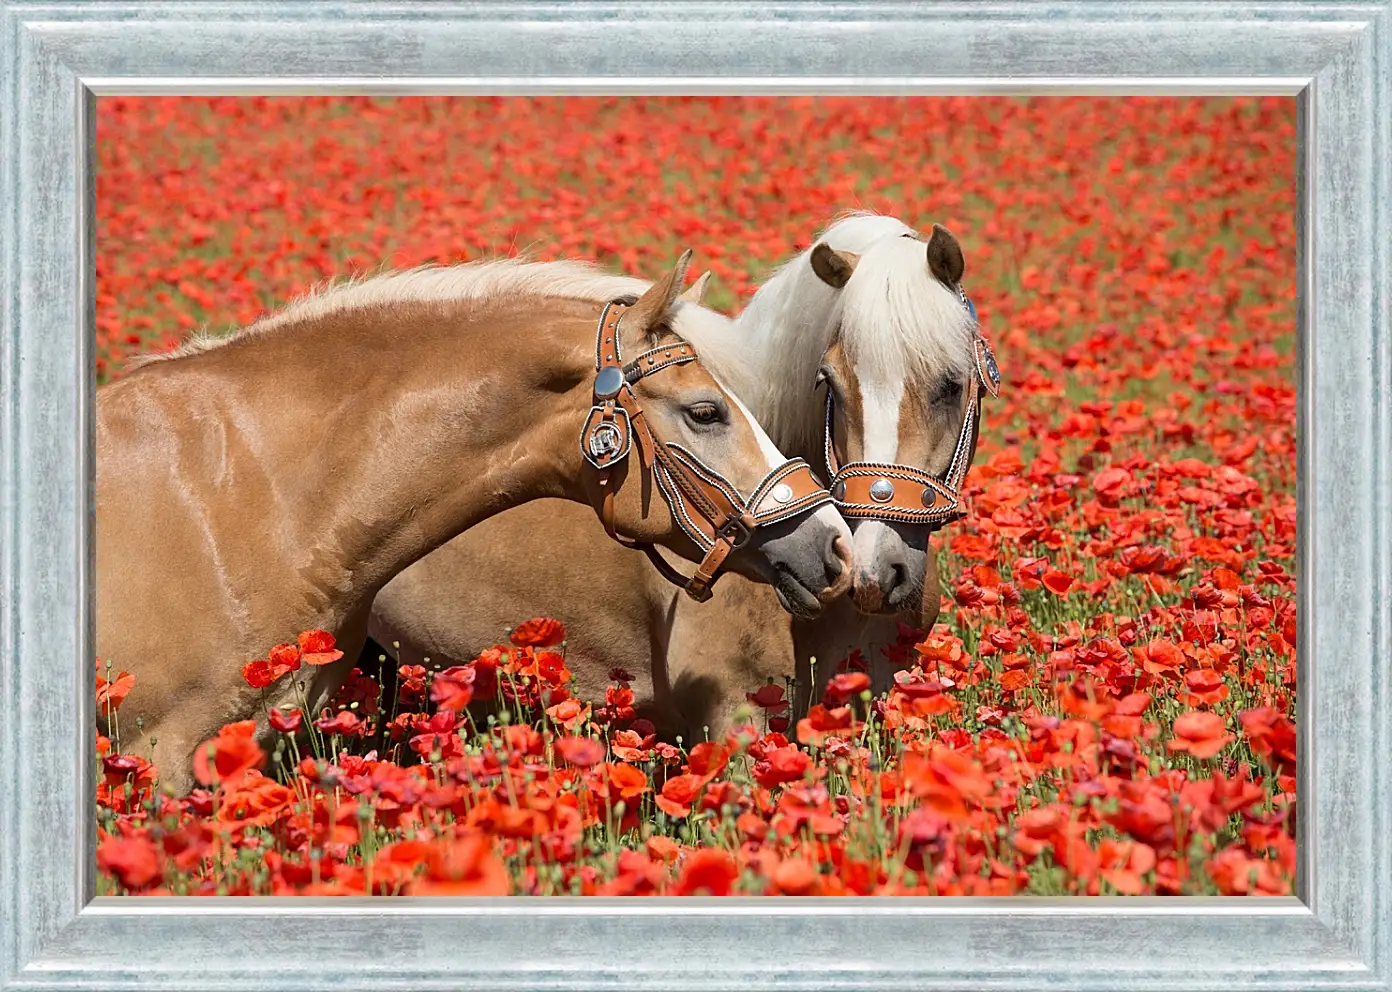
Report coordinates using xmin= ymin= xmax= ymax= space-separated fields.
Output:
xmin=925 ymin=223 xmax=965 ymax=286
xmin=810 ymin=242 xmax=859 ymax=289
xmin=677 ymin=270 xmax=712 ymax=305
xmin=625 ymin=249 xmax=693 ymax=343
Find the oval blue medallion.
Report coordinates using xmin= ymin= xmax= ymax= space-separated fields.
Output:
xmin=594 ymin=365 xmax=625 ymax=399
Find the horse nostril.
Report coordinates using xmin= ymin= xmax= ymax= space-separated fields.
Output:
xmin=879 ymin=560 xmax=910 ymax=601
xmin=821 ymin=531 xmax=855 ymax=600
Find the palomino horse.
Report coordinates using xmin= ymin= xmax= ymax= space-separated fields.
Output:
xmin=97 ymin=252 xmax=855 ymax=794
xmin=367 ymin=213 xmax=997 ymax=738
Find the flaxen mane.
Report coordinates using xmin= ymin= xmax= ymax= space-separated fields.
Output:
xmin=124 ymin=257 xmax=732 ymax=371
xmin=731 ymin=211 xmax=978 ymax=456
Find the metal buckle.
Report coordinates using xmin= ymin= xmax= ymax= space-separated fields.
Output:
xmin=716 ymin=516 xmax=753 ymax=549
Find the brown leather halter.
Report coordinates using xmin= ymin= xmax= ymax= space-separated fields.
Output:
xmin=582 ymin=297 xmax=835 ymax=602
xmin=823 ymin=285 xmax=1000 ymax=531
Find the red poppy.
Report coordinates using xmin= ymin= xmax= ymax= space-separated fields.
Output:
xmin=555 ymin=735 xmax=607 ymax=768
xmin=1137 ymin=638 xmax=1186 ymax=678
xmin=509 ymin=617 xmax=566 ymax=648
xmin=1179 ymin=669 xmax=1229 ymax=706
xmin=217 ymin=772 xmax=295 ymax=828
xmin=268 ymin=642 xmax=302 ymax=671
xmin=405 ymin=833 xmax=510 ymax=896
xmin=1092 ymin=466 xmax=1132 ymax=502
xmin=899 ymin=747 xmax=992 ymax=822
xmin=192 ymin=721 xmax=264 ymax=788
xmin=752 ymin=747 xmax=812 ymax=789
xmin=647 ymin=835 xmax=680 ymax=864
xmin=1166 ymin=711 xmax=1234 ymax=759
xmin=1206 ymin=849 xmax=1289 ymax=896
xmin=672 ymin=848 xmax=738 ymax=896
xmin=545 ymin=697 xmax=588 ymax=733
xmin=297 ymin=629 xmax=344 ymax=666
xmin=1097 ymin=838 xmax=1157 ymax=896
xmin=998 ymin=669 xmax=1032 ymax=692
xmin=430 ymin=665 xmax=476 ymax=712
xmin=240 ymin=660 xmax=279 ymax=689
xmin=745 ymin=683 xmax=789 ymax=713
xmin=796 ymin=705 xmax=857 ymax=748
xmin=687 ymin=742 xmax=730 ymax=782
xmin=95 ymin=666 xmax=136 ymax=715
xmin=607 ymin=762 xmax=651 ymax=800
xmin=268 ymin=707 xmax=303 ymax=733
xmin=96 ymin=834 xmax=163 ymax=891
xmin=410 ymin=709 xmax=463 ymax=759
xmin=773 ymin=858 xmax=821 ymax=896
xmin=314 ymin=710 xmax=366 ymax=737
xmin=655 ymin=774 xmax=703 ymax=818
xmin=1239 ymin=707 xmax=1297 ymax=775
xmin=397 ymin=665 xmax=427 ymax=699
xmin=823 ymin=671 xmax=871 ymax=704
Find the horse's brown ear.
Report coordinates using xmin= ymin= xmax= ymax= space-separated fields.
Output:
xmin=626 ymin=249 xmax=693 ymax=342
xmin=677 ymin=270 xmax=712 ymax=305
xmin=810 ymin=242 xmax=859 ymax=289
xmin=925 ymin=223 xmax=964 ymax=287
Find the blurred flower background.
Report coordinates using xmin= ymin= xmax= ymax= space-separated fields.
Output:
xmin=94 ymin=96 xmax=1297 ymax=896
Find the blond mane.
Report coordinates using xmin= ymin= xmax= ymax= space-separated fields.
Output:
xmin=125 ymin=258 xmax=655 ymax=371
xmin=729 ymin=211 xmax=977 ymax=458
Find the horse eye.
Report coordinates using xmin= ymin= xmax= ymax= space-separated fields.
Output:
xmin=685 ymin=402 xmax=724 ymax=426
xmin=933 ymin=376 xmax=964 ymax=405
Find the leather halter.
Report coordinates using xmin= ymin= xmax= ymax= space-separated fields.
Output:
xmin=822 ymin=286 xmax=1000 ymax=531
xmin=582 ymin=297 xmax=835 ymax=602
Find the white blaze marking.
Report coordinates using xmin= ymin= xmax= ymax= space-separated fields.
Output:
xmin=859 ymin=370 xmax=904 ymax=463
xmin=852 ymin=365 xmax=904 ymax=571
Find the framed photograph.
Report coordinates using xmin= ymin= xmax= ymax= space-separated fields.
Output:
xmin=2 ymin=2 xmax=1388 ymax=990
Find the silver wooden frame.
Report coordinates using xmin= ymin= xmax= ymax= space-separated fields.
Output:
xmin=1 ymin=2 xmax=1388 ymax=990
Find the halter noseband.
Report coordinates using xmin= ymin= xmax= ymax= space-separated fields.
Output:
xmin=582 ymin=297 xmax=836 ymax=602
xmin=822 ymin=286 xmax=1000 ymax=531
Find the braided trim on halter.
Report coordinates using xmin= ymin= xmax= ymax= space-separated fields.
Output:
xmin=652 ymin=459 xmax=718 ymax=553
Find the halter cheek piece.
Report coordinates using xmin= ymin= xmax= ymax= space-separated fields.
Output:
xmin=583 ymin=297 xmax=836 ymax=602
xmin=823 ymin=285 xmax=1000 ymax=530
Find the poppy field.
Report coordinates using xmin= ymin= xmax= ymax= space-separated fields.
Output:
xmin=94 ymin=96 xmax=1298 ymax=897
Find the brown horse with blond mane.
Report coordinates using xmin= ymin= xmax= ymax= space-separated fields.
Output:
xmin=97 ymin=251 xmax=854 ymax=794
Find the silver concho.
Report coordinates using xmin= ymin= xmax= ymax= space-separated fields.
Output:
xmin=772 ymin=483 xmax=794 ymax=504
xmin=921 ymin=488 xmax=938 ymax=508
xmin=869 ymin=478 xmax=895 ymax=503
xmin=594 ymin=365 xmax=626 ymax=400
xmin=588 ymin=422 xmax=623 ymax=459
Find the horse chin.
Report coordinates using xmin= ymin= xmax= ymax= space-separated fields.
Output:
xmin=772 ymin=569 xmax=827 ymax=619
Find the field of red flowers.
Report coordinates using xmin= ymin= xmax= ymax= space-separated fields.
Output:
xmin=94 ymin=96 xmax=1297 ymax=897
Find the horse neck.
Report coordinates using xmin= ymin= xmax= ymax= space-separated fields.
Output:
xmin=732 ymin=260 xmax=840 ymax=464
xmin=175 ymin=297 xmax=595 ymax=606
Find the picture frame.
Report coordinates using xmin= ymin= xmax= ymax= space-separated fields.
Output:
xmin=2 ymin=1 xmax=1388 ymax=989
